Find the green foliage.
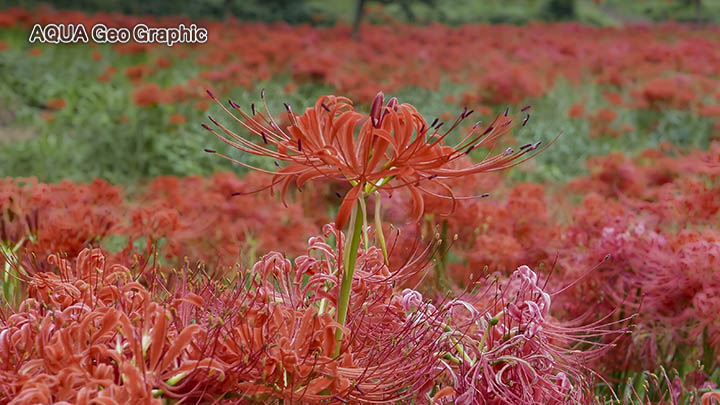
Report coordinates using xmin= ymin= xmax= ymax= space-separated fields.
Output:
xmin=596 ymin=363 xmax=720 ymax=404
xmin=602 ymin=0 xmax=719 ymax=24
xmin=542 ymin=0 xmax=576 ymax=20
xmin=2 ymin=0 xmax=318 ymax=23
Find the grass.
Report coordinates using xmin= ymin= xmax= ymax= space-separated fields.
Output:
xmin=306 ymin=0 xmax=720 ymax=26
xmin=602 ymin=0 xmax=720 ymax=24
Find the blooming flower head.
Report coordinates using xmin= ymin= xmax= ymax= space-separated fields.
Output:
xmin=203 ymin=90 xmax=546 ymax=229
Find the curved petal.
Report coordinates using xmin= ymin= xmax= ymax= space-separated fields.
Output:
xmin=335 ymin=184 xmax=362 ymax=230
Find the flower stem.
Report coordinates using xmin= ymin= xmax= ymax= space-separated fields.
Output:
xmin=374 ymin=192 xmax=388 ymax=265
xmin=436 ymin=220 xmax=450 ymax=292
xmin=478 ymin=315 xmax=500 ymax=353
xmin=358 ymin=197 xmax=370 ymax=250
xmin=335 ymin=198 xmax=365 ymax=355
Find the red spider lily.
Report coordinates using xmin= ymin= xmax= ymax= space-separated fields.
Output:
xmin=568 ymin=103 xmax=585 ymax=118
xmin=703 ymin=391 xmax=720 ymax=405
xmin=168 ymin=113 xmax=186 ymax=125
xmin=2 ymin=249 xmax=226 ymax=404
xmin=45 ymin=98 xmax=66 ymax=111
xmin=133 ymin=83 xmax=168 ymax=107
xmin=203 ymin=91 xmax=547 ymax=229
xmin=179 ymin=224 xmax=443 ymax=403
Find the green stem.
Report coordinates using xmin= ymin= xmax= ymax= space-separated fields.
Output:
xmin=436 ymin=220 xmax=450 ymax=292
xmin=478 ymin=315 xmax=500 ymax=353
xmin=359 ymin=197 xmax=370 ymax=250
xmin=334 ymin=198 xmax=365 ymax=355
xmin=374 ymin=192 xmax=388 ymax=265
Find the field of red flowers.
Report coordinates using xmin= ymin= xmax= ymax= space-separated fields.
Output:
xmin=1 ymin=4 xmax=720 ymax=404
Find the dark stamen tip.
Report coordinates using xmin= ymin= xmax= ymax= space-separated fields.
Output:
xmin=228 ymin=99 xmax=239 ymax=109
xmin=465 ymin=145 xmax=475 ymax=155
xmin=231 ymin=192 xmax=243 ymax=196
xmin=208 ymin=115 xmax=219 ymax=126
xmin=532 ymin=141 xmax=542 ymax=150
xmin=203 ymin=148 xmax=216 ymax=153
xmin=503 ymin=147 xmax=514 ymax=156
xmin=260 ymin=88 xmax=266 ymax=99
xmin=428 ymin=174 xmax=438 ymax=180
xmin=504 ymin=107 xmax=509 ymax=117
xmin=274 ymin=161 xmax=280 ymax=167
xmin=297 ymin=139 xmax=302 ymax=151
xmin=520 ymin=143 xmax=532 ymax=150
xmin=205 ymin=89 xmax=216 ymax=100
xmin=201 ymin=123 xmax=211 ymax=131
xmin=523 ymin=114 xmax=531 ymax=126
xmin=321 ymin=103 xmax=331 ymax=112
xmin=251 ymin=103 xmax=256 ymax=115
xmin=335 ymin=192 xmax=342 ymax=198
xmin=435 ymin=122 xmax=444 ymax=131
xmin=260 ymin=131 xmax=268 ymax=144
xmin=521 ymin=105 xmax=532 ymax=112
xmin=472 ymin=120 xmax=483 ymax=129
xmin=430 ymin=118 xmax=439 ymax=128
xmin=481 ymin=193 xmax=490 ymax=198
xmin=482 ymin=125 xmax=494 ymax=135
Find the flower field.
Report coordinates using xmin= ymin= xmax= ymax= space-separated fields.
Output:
xmin=1 ymin=3 xmax=720 ymax=404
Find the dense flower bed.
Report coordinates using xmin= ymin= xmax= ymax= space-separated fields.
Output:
xmin=2 ymin=6 xmax=720 ymax=111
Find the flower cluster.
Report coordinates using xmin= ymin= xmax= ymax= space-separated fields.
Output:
xmin=1 ymin=232 xmax=617 ymax=403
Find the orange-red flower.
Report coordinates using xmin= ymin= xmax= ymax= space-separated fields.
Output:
xmin=46 ymin=98 xmax=66 ymax=110
xmin=168 ymin=112 xmax=186 ymax=125
xmin=204 ymin=91 xmax=546 ymax=229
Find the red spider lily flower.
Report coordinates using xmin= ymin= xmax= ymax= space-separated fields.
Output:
xmin=203 ymin=91 xmax=548 ymax=229
xmin=45 ymin=98 xmax=66 ymax=110
xmin=568 ymin=103 xmax=585 ymax=118
xmin=125 ymin=64 xmax=150 ymax=81
xmin=133 ymin=83 xmax=168 ymax=107
xmin=703 ymin=391 xmax=720 ymax=405
xmin=168 ymin=113 xmax=187 ymax=125
xmin=3 ymin=248 xmax=226 ymax=403
xmin=155 ymin=56 xmax=173 ymax=69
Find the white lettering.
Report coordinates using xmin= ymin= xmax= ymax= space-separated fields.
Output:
xmin=28 ymin=24 xmax=45 ymax=43
xmin=28 ymin=23 xmax=208 ymax=46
